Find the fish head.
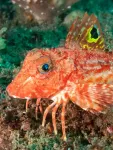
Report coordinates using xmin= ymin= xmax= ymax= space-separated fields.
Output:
xmin=6 ymin=48 xmax=75 ymax=99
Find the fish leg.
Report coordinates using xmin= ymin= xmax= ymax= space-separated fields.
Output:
xmin=26 ymin=99 xmax=30 ymax=112
xmin=52 ymin=100 xmax=62 ymax=135
xmin=39 ymin=103 xmax=43 ymax=114
xmin=42 ymin=101 xmax=56 ymax=127
xmin=35 ymin=98 xmax=42 ymax=120
xmin=50 ymin=89 xmax=69 ymax=140
xmin=61 ymin=101 xmax=67 ymax=141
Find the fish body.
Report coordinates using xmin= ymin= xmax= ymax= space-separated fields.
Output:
xmin=7 ymin=13 xmax=113 ymax=141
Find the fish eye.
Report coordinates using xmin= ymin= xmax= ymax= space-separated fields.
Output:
xmin=42 ymin=63 xmax=50 ymax=72
xmin=37 ymin=56 xmax=53 ymax=74
xmin=38 ymin=62 xmax=52 ymax=74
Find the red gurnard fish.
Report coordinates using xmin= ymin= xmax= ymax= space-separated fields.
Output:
xmin=7 ymin=13 xmax=113 ymax=141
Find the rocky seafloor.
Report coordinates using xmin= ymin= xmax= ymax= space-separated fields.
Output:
xmin=0 ymin=0 xmax=113 ymax=149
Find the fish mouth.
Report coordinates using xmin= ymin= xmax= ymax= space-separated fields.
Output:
xmin=8 ymin=94 xmax=31 ymax=100
xmin=6 ymin=76 xmax=38 ymax=100
xmin=6 ymin=84 xmax=37 ymax=100
xmin=6 ymin=86 xmax=33 ymax=100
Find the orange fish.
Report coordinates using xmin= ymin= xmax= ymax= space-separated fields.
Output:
xmin=6 ymin=13 xmax=113 ymax=141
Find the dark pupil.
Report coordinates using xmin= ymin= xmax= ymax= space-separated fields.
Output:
xmin=42 ymin=63 xmax=49 ymax=71
xmin=91 ymin=27 xmax=98 ymax=39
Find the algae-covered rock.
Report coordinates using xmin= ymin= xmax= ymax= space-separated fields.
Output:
xmin=0 ymin=27 xmax=7 ymax=50
xmin=0 ymin=37 xmax=6 ymax=50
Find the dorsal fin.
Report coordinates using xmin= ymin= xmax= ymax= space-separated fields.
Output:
xmin=65 ymin=12 xmax=105 ymax=51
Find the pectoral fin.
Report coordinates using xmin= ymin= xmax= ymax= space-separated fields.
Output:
xmin=71 ymin=84 xmax=113 ymax=113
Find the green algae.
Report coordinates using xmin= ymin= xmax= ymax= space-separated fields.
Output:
xmin=0 ymin=37 xmax=6 ymax=50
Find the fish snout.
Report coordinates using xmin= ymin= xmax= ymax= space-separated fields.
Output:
xmin=6 ymin=76 xmax=37 ymax=99
xmin=6 ymin=82 xmax=21 ymax=98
